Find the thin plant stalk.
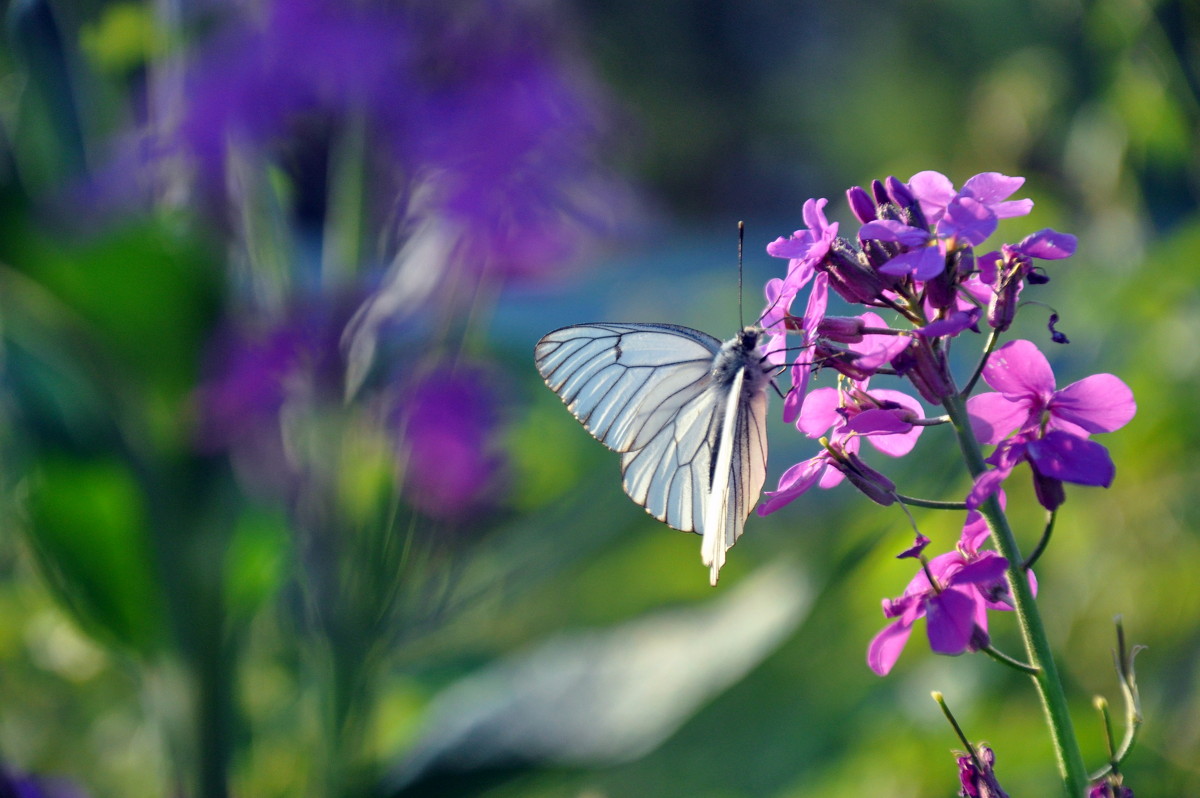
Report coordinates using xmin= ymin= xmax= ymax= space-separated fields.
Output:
xmin=942 ymin=392 xmax=1088 ymax=796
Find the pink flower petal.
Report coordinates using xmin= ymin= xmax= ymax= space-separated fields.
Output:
xmin=797 ymin=387 xmax=843 ymax=437
xmin=908 ymin=170 xmax=956 ymax=224
xmin=966 ymin=391 xmax=1030 ymax=444
xmin=757 ymin=454 xmax=826 ymax=515
xmin=1026 ymin=431 xmax=1115 ymax=487
xmin=966 ymin=467 xmax=1009 ymax=509
xmin=860 ymin=219 xmax=930 ymax=246
xmin=926 ymin=587 xmax=977 ymax=655
xmin=937 ymin=196 xmax=997 ymax=245
xmin=982 ymin=339 xmax=1056 ymax=398
xmin=1018 ymin=229 xmax=1076 ymax=259
xmin=868 ymin=617 xmax=915 ymax=675
xmin=1051 ymin=374 xmax=1136 ymax=433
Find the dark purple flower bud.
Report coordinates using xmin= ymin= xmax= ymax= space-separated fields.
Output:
xmin=987 ymin=294 xmax=1017 ymax=332
xmin=1048 ymin=313 xmax=1069 ymax=344
xmin=871 ymin=178 xmax=889 ymax=205
xmin=816 ymin=316 xmax=866 ymax=343
xmin=892 ymin=340 xmax=955 ymax=403
xmin=885 ymin=175 xmax=915 ymax=208
xmin=861 ymin=237 xmax=900 ymax=271
xmin=924 ymin=252 xmax=960 ymax=311
xmin=813 ymin=342 xmax=876 ymax=381
xmin=897 ymin=533 xmax=930 ymax=559
xmin=954 ymin=246 xmax=976 ymax=278
xmin=846 ymin=185 xmax=877 ymax=224
xmin=956 ymin=745 xmax=1010 ymax=798
xmin=1031 ymin=469 xmax=1066 ymax=511
xmin=968 ymin=624 xmax=991 ymax=652
xmin=831 ymin=450 xmax=896 ymax=505
xmin=885 ymin=175 xmax=929 ymax=229
xmin=819 ymin=237 xmax=889 ymax=304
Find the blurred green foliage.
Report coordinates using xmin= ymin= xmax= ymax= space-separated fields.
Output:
xmin=1 ymin=0 xmax=1199 ymax=796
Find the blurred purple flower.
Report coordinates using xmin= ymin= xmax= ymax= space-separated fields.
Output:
xmin=167 ymin=0 xmax=621 ymax=281
xmin=395 ymin=367 xmax=505 ymax=522
xmin=0 ymin=767 xmax=89 ymax=798
xmin=194 ymin=305 xmax=346 ymax=496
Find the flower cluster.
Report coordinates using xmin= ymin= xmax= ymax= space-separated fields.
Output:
xmin=756 ymin=171 xmax=1136 ymax=674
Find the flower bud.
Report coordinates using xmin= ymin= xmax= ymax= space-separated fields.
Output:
xmin=832 ymin=450 xmax=896 ymax=506
xmin=819 ymin=238 xmax=889 ymax=304
xmin=813 ymin=342 xmax=876 ymax=381
xmin=846 ymin=185 xmax=876 ymax=224
xmin=892 ymin=340 xmax=955 ymax=402
xmin=957 ymin=745 xmax=1010 ymax=798
xmin=816 ymin=316 xmax=866 ymax=343
xmin=885 ymin=175 xmax=929 ymax=229
xmin=871 ymin=178 xmax=889 ymax=205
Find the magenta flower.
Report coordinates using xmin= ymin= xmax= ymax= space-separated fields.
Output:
xmin=761 ymin=272 xmax=829 ymax=423
xmin=977 ymin=228 xmax=1077 ymax=331
xmin=797 ymin=377 xmax=925 ymax=457
xmin=907 ymin=171 xmax=1034 ymax=230
xmin=853 ymin=171 xmax=1032 ymax=281
xmin=867 ymin=546 xmax=1009 ymax=675
xmin=965 ymin=340 xmax=1136 ymax=509
xmin=858 ymin=218 xmax=948 ymax=280
xmin=766 ymin=197 xmax=839 ymax=295
xmin=967 ymin=340 xmax=1136 ymax=444
xmin=759 ymin=373 xmax=922 ymax=515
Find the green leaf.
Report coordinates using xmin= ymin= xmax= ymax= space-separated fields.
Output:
xmin=25 ymin=456 xmax=167 ymax=655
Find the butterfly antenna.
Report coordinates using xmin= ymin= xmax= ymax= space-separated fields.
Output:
xmin=737 ymin=221 xmax=745 ymax=329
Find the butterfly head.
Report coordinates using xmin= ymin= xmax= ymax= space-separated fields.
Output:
xmin=738 ymin=325 xmax=765 ymax=351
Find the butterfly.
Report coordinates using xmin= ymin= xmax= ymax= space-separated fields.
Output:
xmin=534 ymin=322 xmax=774 ymax=584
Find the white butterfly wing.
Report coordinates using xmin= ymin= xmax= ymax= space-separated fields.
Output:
xmin=535 ymin=323 xmax=770 ymax=583
xmin=700 ymin=368 xmax=769 ymax=584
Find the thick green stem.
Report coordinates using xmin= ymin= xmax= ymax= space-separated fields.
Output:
xmin=942 ymin=392 xmax=1089 ymax=796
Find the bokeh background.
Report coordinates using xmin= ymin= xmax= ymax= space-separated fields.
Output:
xmin=0 ymin=0 xmax=1198 ymax=796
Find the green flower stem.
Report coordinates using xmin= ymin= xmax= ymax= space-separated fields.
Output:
xmin=942 ymin=392 xmax=1089 ymax=797
xmin=894 ymin=494 xmax=968 ymax=510
xmin=981 ymin=644 xmax=1039 ymax=676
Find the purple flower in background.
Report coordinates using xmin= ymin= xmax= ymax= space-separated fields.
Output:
xmin=130 ymin=0 xmax=625 ymax=288
xmin=0 ymin=767 xmax=89 ymax=798
xmin=194 ymin=303 xmax=350 ymax=497
xmin=395 ymin=367 xmax=506 ymax=522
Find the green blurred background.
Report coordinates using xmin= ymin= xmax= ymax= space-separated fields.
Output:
xmin=0 ymin=0 xmax=1197 ymax=796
